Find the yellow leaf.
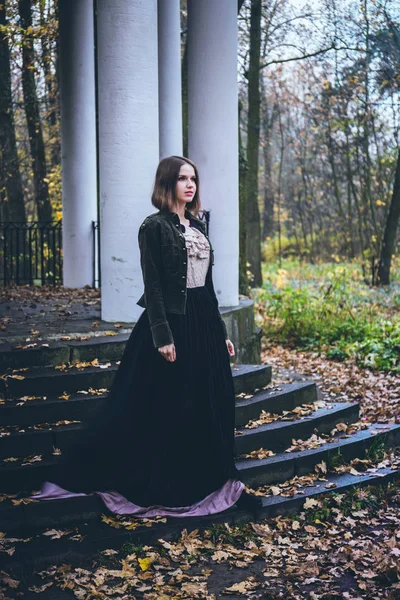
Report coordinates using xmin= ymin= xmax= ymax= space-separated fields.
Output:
xmin=138 ymin=557 xmax=152 ymax=571
xmin=314 ymin=519 xmax=329 ymax=527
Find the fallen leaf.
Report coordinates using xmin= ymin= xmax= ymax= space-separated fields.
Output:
xmin=303 ymin=497 xmax=320 ymax=509
xmin=138 ymin=557 xmax=152 ymax=571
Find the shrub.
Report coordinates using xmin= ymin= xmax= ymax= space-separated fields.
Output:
xmin=255 ymin=260 xmax=400 ymax=372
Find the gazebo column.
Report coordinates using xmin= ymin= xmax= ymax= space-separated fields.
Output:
xmin=97 ymin=0 xmax=159 ymax=322
xmin=59 ymin=0 xmax=97 ymax=287
xmin=187 ymin=0 xmax=239 ymax=308
xmin=158 ymin=0 xmax=183 ymax=158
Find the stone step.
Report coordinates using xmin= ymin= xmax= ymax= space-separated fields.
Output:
xmin=1 ymin=422 xmax=397 ymax=495
xmin=0 ymin=334 xmax=131 ymax=371
xmin=1 ymin=362 xmax=272 ymax=401
xmin=235 ymin=381 xmax=317 ymax=427
xmin=235 ymin=401 xmax=360 ymax=455
xmin=0 ymin=392 xmax=108 ymax=427
xmin=3 ymin=363 xmax=119 ymax=399
xmin=0 ymin=380 xmax=314 ymax=429
xmin=0 ymin=423 xmax=81 ymax=459
xmin=0 ymin=341 xmax=70 ymax=372
xmin=1 ymin=466 xmax=398 ymax=572
xmin=0 ymin=493 xmax=105 ymax=535
xmin=236 ymin=423 xmax=400 ymax=488
xmin=256 ymin=465 xmax=400 ymax=519
xmin=0 ymin=401 xmax=359 ymax=460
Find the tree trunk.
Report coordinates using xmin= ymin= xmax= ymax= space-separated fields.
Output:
xmin=238 ymin=0 xmax=250 ymax=293
xmin=181 ymin=31 xmax=188 ymax=157
xmin=19 ymin=0 xmax=52 ymax=221
xmin=260 ymin=81 xmax=275 ymax=239
xmin=39 ymin=0 xmax=59 ymax=167
xmin=246 ymin=0 xmax=262 ymax=287
xmin=377 ymin=148 xmax=400 ymax=285
xmin=325 ymin=112 xmax=348 ymax=249
xmin=296 ymin=191 xmax=309 ymax=252
xmin=0 ymin=4 xmax=25 ymax=222
xmin=239 ymin=100 xmax=248 ymax=295
xmin=343 ymin=115 xmax=360 ymax=258
xmin=262 ymin=137 xmax=274 ymax=239
xmin=362 ymin=0 xmax=378 ymax=242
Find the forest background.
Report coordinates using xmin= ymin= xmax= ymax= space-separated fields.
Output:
xmin=0 ymin=0 xmax=399 ymax=372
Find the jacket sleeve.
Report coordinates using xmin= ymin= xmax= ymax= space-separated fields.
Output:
xmin=138 ymin=221 xmax=174 ymax=348
xmin=205 ymin=264 xmax=229 ymax=340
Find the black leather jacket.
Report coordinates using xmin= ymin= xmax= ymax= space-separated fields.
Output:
xmin=137 ymin=208 xmax=228 ymax=348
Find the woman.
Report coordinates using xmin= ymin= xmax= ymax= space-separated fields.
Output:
xmin=34 ymin=156 xmax=259 ymax=517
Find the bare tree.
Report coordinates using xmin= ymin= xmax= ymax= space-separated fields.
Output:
xmin=246 ymin=0 xmax=263 ymax=286
xmin=0 ymin=3 xmax=25 ymax=222
xmin=378 ymin=150 xmax=400 ymax=284
xmin=19 ymin=0 xmax=52 ymax=221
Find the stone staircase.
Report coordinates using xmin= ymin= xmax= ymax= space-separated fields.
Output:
xmin=0 ymin=334 xmax=399 ymax=571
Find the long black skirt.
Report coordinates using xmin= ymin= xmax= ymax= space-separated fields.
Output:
xmin=50 ymin=285 xmax=240 ymax=508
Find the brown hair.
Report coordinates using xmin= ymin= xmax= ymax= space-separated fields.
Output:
xmin=151 ymin=156 xmax=201 ymax=216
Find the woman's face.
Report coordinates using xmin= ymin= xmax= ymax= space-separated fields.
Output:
xmin=175 ymin=163 xmax=197 ymax=206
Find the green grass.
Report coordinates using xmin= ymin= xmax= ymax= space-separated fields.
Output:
xmin=365 ymin=438 xmax=387 ymax=463
xmin=254 ymin=258 xmax=400 ymax=372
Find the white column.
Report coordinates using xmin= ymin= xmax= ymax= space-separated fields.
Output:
xmin=187 ymin=0 xmax=239 ymax=307
xmin=97 ymin=0 xmax=159 ymax=322
xmin=158 ymin=0 xmax=183 ymax=158
xmin=59 ymin=0 xmax=97 ymax=287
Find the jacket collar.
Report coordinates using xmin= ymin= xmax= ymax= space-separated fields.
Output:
xmin=158 ymin=208 xmax=206 ymax=231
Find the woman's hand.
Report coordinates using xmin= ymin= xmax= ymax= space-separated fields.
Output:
xmin=226 ymin=339 xmax=235 ymax=357
xmin=158 ymin=343 xmax=176 ymax=362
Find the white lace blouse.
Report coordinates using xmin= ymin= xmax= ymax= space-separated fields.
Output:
xmin=182 ymin=225 xmax=211 ymax=288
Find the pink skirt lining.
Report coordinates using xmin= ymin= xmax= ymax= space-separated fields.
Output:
xmin=32 ymin=478 xmax=244 ymax=518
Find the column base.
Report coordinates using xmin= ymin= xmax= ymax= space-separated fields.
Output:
xmin=221 ymin=298 xmax=262 ymax=364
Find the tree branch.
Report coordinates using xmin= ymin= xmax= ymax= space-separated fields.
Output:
xmin=259 ymin=43 xmax=363 ymax=69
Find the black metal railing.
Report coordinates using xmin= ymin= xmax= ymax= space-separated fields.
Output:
xmin=92 ymin=220 xmax=100 ymax=289
xmin=0 ymin=221 xmax=63 ymax=286
xmin=199 ymin=209 xmax=210 ymax=235
xmin=0 ymin=210 xmax=210 ymax=287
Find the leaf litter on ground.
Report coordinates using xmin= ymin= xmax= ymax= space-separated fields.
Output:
xmin=1 ymin=304 xmax=400 ymax=597
xmin=1 ymin=475 xmax=399 ymax=599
